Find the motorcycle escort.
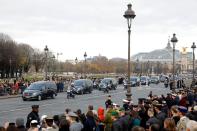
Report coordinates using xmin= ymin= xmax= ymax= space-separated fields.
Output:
xmin=67 ymin=89 xmax=75 ymax=99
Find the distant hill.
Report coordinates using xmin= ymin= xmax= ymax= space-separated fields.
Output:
xmin=110 ymin=57 xmax=127 ymax=61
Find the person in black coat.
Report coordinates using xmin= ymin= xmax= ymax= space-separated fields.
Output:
xmin=26 ymin=105 xmax=40 ymax=128
xmin=105 ymin=95 xmax=113 ymax=109
xmin=154 ymin=104 xmax=166 ymax=128
xmin=146 ymin=108 xmax=160 ymax=130
xmin=111 ymin=111 xmax=122 ymax=131
xmin=84 ymin=111 xmax=96 ymax=131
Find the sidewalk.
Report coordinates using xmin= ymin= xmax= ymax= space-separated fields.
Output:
xmin=0 ymin=94 xmax=22 ymax=100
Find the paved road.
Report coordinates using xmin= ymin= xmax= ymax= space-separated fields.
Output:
xmin=0 ymin=83 xmax=170 ymax=125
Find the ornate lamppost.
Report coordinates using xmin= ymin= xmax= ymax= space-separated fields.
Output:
xmin=171 ymin=34 xmax=178 ymax=91
xmin=84 ymin=52 xmax=87 ymax=78
xmin=191 ymin=42 xmax=196 ymax=87
xmin=123 ymin=4 xmax=136 ymax=101
xmin=44 ymin=45 xmax=49 ymax=80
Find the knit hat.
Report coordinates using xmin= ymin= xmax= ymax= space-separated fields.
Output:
xmin=178 ymin=106 xmax=188 ymax=113
xmin=111 ymin=111 xmax=119 ymax=117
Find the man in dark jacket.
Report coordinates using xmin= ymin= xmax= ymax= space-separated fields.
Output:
xmin=154 ymin=104 xmax=166 ymax=128
xmin=26 ymin=105 xmax=40 ymax=128
xmin=105 ymin=95 xmax=113 ymax=109
xmin=111 ymin=111 xmax=122 ymax=131
xmin=146 ymin=108 xmax=160 ymax=130
xmin=84 ymin=110 xmax=96 ymax=131
xmin=118 ymin=109 xmax=131 ymax=131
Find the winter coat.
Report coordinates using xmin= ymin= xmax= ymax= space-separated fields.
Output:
xmin=98 ymin=107 xmax=105 ymax=122
xmin=84 ymin=116 xmax=96 ymax=131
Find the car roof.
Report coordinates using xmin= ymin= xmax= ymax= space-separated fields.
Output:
xmin=32 ymin=81 xmax=54 ymax=84
xmin=103 ymin=78 xmax=115 ymax=79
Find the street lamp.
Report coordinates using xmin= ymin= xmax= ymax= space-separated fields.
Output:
xmin=57 ymin=53 xmax=63 ymax=73
xmin=51 ymin=55 xmax=55 ymax=76
xmin=123 ymin=3 xmax=136 ymax=101
xmin=75 ymin=57 xmax=78 ymax=64
xmin=75 ymin=57 xmax=78 ymax=73
xmin=44 ymin=45 xmax=49 ymax=80
xmin=171 ymin=33 xmax=178 ymax=92
xmin=191 ymin=42 xmax=196 ymax=84
xmin=84 ymin=52 xmax=87 ymax=78
xmin=9 ymin=58 xmax=12 ymax=78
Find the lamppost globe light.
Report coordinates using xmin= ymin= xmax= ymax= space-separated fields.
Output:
xmin=84 ymin=52 xmax=87 ymax=58
xmin=44 ymin=45 xmax=49 ymax=52
xmin=191 ymin=42 xmax=196 ymax=49
xmin=171 ymin=33 xmax=178 ymax=47
xmin=75 ymin=57 xmax=78 ymax=63
xmin=123 ymin=3 xmax=135 ymax=101
xmin=123 ymin=4 xmax=136 ymax=28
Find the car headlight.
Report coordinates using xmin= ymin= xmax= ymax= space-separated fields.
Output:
xmin=32 ymin=92 xmax=39 ymax=96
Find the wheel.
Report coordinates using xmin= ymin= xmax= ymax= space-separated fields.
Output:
xmin=51 ymin=93 xmax=56 ymax=99
xmin=23 ymin=98 xmax=27 ymax=101
xmin=37 ymin=95 xmax=42 ymax=101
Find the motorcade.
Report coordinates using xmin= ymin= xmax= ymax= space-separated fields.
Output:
xmin=150 ymin=76 xmax=160 ymax=84
xmin=71 ymin=79 xmax=93 ymax=94
xmin=22 ymin=81 xmax=57 ymax=101
xmin=140 ymin=76 xmax=150 ymax=85
xmin=123 ymin=76 xmax=140 ymax=89
xmin=98 ymin=78 xmax=117 ymax=91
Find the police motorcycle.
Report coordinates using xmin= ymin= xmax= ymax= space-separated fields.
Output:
xmin=67 ymin=83 xmax=75 ymax=99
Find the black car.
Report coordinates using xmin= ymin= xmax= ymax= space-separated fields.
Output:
xmin=22 ymin=81 xmax=57 ymax=101
xmin=72 ymin=79 xmax=93 ymax=94
xmin=150 ymin=76 xmax=160 ymax=84
xmin=140 ymin=76 xmax=150 ymax=85
xmin=99 ymin=78 xmax=117 ymax=91
xmin=124 ymin=77 xmax=140 ymax=88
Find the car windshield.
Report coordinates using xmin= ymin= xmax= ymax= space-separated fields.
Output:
xmin=131 ymin=78 xmax=137 ymax=81
xmin=101 ymin=79 xmax=111 ymax=84
xmin=151 ymin=77 xmax=158 ymax=80
xmin=27 ymin=83 xmax=44 ymax=90
xmin=74 ymin=80 xmax=84 ymax=87
xmin=141 ymin=77 xmax=146 ymax=80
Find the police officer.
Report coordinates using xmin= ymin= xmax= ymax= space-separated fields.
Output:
xmin=105 ymin=95 xmax=113 ymax=109
xmin=26 ymin=105 xmax=40 ymax=128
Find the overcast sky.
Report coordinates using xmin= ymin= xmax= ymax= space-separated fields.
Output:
xmin=0 ymin=0 xmax=197 ymax=61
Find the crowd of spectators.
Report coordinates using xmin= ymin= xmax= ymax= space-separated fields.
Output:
xmin=0 ymin=77 xmax=73 ymax=96
xmin=0 ymin=78 xmax=30 ymax=96
xmin=0 ymin=88 xmax=196 ymax=131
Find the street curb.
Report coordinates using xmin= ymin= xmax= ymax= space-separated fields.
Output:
xmin=0 ymin=95 xmax=21 ymax=100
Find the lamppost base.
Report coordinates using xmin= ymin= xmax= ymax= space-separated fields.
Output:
xmin=126 ymin=92 xmax=132 ymax=101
